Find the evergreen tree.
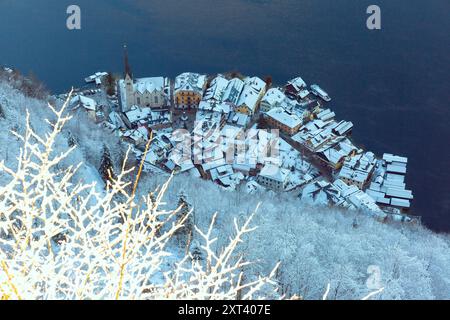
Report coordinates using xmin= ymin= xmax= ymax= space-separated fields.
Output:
xmin=104 ymin=72 xmax=116 ymax=96
xmin=190 ymin=240 xmax=203 ymax=263
xmin=0 ymin=103 xmax=5 ymax=119
xmin=352 ymin=218 xmax=359 ymax=229
xmin=264 ymin=75 xmax=273 ymax=89
xmin=67 ymin=131 xmax=77 ymax=148
xmin=99 ymin=144 xmax=115 ymax=185
xmin=149 ymin=191 xmax=156 ymax=207
xmin=176 ymin=190 xmax=194 ymax=238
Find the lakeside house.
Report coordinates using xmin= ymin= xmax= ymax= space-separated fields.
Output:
xmin=366 ymin=154 xmax=414 ymax=211
xmin=337 ymin=151 xmax=377 ymax=189
xmin=234 ymin=76 xmax=266 ymax=116
xmin=203 ymin=75 xmax=230 ymax=102
xmin=260 ymin=88 xmax=286 ymax=113
xmin=317 ymin=138 xmax=358 ymax=170
xmin=70 ymin=95 xmax=97 ymax=120
xmin=173 ymin=72 xmax=207 ymax=110
xmin=285 ymin=77 xmax=309 ymax=100
xmin=222 ymin=78 xmax=245 ymax=107
xmin=265 ymin=107 xmax=303 ymax=136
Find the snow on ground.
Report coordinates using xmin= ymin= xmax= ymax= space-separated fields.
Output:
xmin=140 ymin=172 xmax=450 ymax=300
xmin=0 ymin=80 xmax=130 ymax=189
xmin=2 ymin=80 xmax=450 ymax=300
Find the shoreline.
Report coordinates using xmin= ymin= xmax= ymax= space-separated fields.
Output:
xmin=53 ymin=69 xmax=420 ymax=225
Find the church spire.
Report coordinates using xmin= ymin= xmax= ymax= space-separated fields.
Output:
xmin=123 ymin=44 xmax=132 ymax=79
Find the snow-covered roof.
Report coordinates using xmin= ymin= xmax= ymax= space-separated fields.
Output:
xmin=198 ymin=100 xmax=231 ymax=114
xmin=227 ymin=112 xmax=250 ymax=127
xmin=367 ymin=154 xmax=413 ymax=209
xmin=166 ymin=150 xmax=195 ymax=172
xmin=317 ymin=108 xmax=335 ymax=122
xmin=266 ymin=107 xmax=302 ymax=129
xmin=108 ymin=111 xmax=125 ymax=129
xmin=218 ymin=172 xmax=245 ymax=190
xmin=287 ymin=77 xmax=307 ymax=90
xmin=333 ymin=120 xmax=354 ymax=136
xmin=236 ymin=86 xmax=261 ymax=113
xmin=319 ymin=138 xmax=357 ymax=166
xmin=338 ymin=151 xmax=377 ymax=185
xmin=333 ymin=179 xmax=383 ymax=213
xmin=203 ymin=75 xmax=229 ymax=101
xmin=70 ymin=95 xmax=97 ymax=111
xmin=386 ymin=163 xmax=407 ymax=174
xmin=235 ymin=77 xmax=266 ymax=112
xmin=259 ymin=164 xmax=290 ymax=183
xmin=195 ymin=109 xmax=224 ymax=126
xmin=244 ymin=76 xmax=266 ymax=93
xmin=123 ymin=127 xmax=148 ymax=143
xmin=201 ymin=158 xmax=226 ymax=172
xmin=261 ymin=88 xmax=286 ymax=107
xmin=300 ymin=180 xmax=349 ymax=207
xmin=134 ymin=77 xmax=166 ymax=94
xmin=174 ymin=72 xmax=207 ymax=95
xmin=298 ymin=89 xmax=310 ymax=99
xmin=222 ymin=78 xmax=245 ymax=104
xmin=210 ymin=164 xmax=234 ymax=181
xmin=347 ymin=189 xmax=383 ymax=213
xmin=125 ymin=106 xmax=171 ymax=125
xmin=383 ymin=153 xmax=408 ymax=164
xmin=125 ymin=106 xmax=151 ymax=123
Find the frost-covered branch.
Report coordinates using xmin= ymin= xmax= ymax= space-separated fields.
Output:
xmin=0 ymin=96 xmax=279 ymax=300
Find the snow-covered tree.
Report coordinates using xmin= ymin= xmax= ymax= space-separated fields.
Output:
xmin=67 ymin=131 xmax=78 ymax=147
xmin=104 ymin=72 xmax=116 ymax=96
xmin=0 ymin=96 xmax=280 ymax=300
xmin=138 ymin=173 xmax=450 ymax=300
xmin=1 ymin=80 xmax=448 ymax=300
xmin=175 ymin=190 xmax=194 ymax=247
xmin=99 ymin=144 xmax=115 ymax=185
xmin=0 ymin=103 xmax=5 ymax=119
xmin=190 ymin=240 xmax=204 ymax=263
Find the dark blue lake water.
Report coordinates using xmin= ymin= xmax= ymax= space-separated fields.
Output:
xmin=1 ymin=0 xmax=449 ymax=232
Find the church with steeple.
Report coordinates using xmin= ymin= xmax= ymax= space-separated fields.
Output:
xmin=119 ymin=45 xmax=170 ymax=113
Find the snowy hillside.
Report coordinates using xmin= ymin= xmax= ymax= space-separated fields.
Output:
xmin=140 ymin=173 xmax=450 ymax=300
xmin=0 ymin=79 xmax=449 ymax=300
xmin=0 ymin=80 xmax=132 ymax=189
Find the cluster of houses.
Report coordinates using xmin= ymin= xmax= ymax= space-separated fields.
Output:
xmin=64 ymin=55 xmax=416 ymax=222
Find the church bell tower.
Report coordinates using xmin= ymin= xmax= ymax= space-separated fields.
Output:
xmin=123 ymin=44 xmax=134 ymax=112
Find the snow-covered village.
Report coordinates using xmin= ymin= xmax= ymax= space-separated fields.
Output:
xmin=2 ymin=0 xmax=450 ymax=304
xmin=55 ymin=48 xmax=418 ymax=225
